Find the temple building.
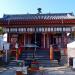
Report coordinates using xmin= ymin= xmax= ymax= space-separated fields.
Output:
xmin=0 ymin=12 xmax=75 ymax=64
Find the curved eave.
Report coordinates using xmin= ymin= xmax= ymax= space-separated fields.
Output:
xmin=63 ymin=19 xmax=75 ymax=24
xmin=0 ymin=19 xmax=8 ymax=27
xmin=0 ymin=19 xmax=75 ymax=27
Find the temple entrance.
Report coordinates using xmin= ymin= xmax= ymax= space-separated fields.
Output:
xmin=17 ymin=32 xmax=66 ymax=66
xmin=31 ymin=33 xmax=42 ymax=47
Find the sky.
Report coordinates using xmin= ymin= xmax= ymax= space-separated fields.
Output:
xmin=0 ymin=0 xmax=75 ymax=17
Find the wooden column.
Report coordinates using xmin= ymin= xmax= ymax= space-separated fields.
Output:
xmin=7 ymin=33 xmax=10 ymax=43
xmin=47 ymin=33 xmax=49 ymax=48
xmin=24 ymin=33 xmax=25 ymax=46
xmin=73 ymin=32 xmax=75 ymax=40
xmin=43 ymin=33 xmax=46 ymax=48
xmin=27 ymin=33 xmax=30 ymax=44
xmin=41 ymin=33 xmax=43 ymax=48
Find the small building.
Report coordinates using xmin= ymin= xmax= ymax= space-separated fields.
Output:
xmin=67 ymin=41 xmax=75 ymax=66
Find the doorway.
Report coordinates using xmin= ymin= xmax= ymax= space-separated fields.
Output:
xmin=31 ymin=33 xmax=41 ymax=47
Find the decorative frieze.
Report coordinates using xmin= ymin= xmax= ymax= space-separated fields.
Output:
xmin=3 ymin=27 xmax=72 ymax=33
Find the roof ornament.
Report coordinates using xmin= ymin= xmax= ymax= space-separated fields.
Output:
xmin=67 ymin=13 xmax=72 ymax=17
xmin=37 ymin=8 xmax=42 ymax=14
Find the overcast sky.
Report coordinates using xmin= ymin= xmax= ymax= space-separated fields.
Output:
xmin=0 ymin=0 xmax=75 ymax=17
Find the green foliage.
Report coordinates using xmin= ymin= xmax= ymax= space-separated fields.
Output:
xmin=16 ymin=61 xmax=23 ymax=67
xmin=0 ymin=27 xmax=3 ymax=34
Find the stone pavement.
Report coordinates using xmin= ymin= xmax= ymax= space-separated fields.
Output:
xmin=29 ymin=66 xmax=75 ymax=75
xmin=44 ymin=66 xmax=69 ymax=71
xmin=0 ymin=66 xmax=75 ymax=75
xmin=0 ymin=69 xmax=16 ymax=75
xmin=0 ymin=67 xmax=7 ymax=72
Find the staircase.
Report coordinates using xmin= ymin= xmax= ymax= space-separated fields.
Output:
xmin=19 ymin=49 xmax=50 ymax=60
xmin=8 ymin=60 xmax=17 ymax=67
xmin=18 ymin=49 xmax=60 ymax=67
xmin=19 ymin=49 xmax=34 ymax=60
xmin=8 ymin=48 xmax=60 ymax=67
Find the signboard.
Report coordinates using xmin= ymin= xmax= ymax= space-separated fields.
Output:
xmin=0 ymin=41 xmax=3 ymax=50
xmin=0 ymin=36 xmax=3 ymax=50
xmin=4 ymin=42 xmax=10 ymax=50
xmin=3 ymin=42 xmax=10 ymax=62
xmin=73 ymin=58 xmax=75 ymax=68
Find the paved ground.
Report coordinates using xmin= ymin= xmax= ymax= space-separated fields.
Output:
xmin=30 ymin=66 xmax=75 ymax=75
xmin=0 ymin=69 xmax=16 ymax=75
xmin=0 ymin=66 xmax=75 ymax=75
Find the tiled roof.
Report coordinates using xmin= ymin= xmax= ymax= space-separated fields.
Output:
xmin=3 ymin=13 xmax=75 ymax=20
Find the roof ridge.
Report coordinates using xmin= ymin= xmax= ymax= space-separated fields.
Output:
xmin=3 ymin=12 xmax=74 ymax=16
xmin=3 ymin=13 xmax=75 ymax=20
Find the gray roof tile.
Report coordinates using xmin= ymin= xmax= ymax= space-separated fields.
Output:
xmin=3 ymin=13 xmax=75 ymax=20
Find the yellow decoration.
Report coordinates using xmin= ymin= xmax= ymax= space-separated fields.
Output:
xmin=50 ymin=45 xmax=53 ymax=60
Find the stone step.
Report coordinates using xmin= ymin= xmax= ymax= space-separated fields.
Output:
xmin=8 ymin=60 xmax=17 ymax=67
xmin=37 ymin=60 xmax=60 ymax=67
xmin=19 ymin=50 xmax=50 ymax=60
